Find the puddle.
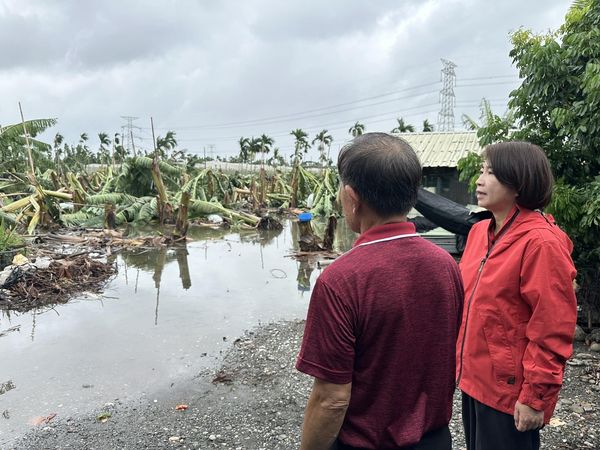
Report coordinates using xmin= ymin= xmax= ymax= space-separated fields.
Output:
xmin=0 ymin=219 xmax=356 ymax=445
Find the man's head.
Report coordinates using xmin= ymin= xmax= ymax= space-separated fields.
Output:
xmin=337 ymin=132 xmax=422 ymax=226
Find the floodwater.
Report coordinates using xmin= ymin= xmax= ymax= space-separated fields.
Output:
xmin=0 ymin=219 xmax=357 ymax=445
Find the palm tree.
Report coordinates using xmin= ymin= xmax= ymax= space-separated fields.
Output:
xmin=391 ymin=118 xmax=415 ymax=133
xmin=267 ymin=147 xmax=285 ymax=167
xmin=348 ymin=121 xmax=365 ymax=137
xmin=290 ymin=129 xmax=310 ymax=165
xmin=312 ymin=129 xmax=333 ymax=167
xmin=422 ymin=119 xmax=434 ymax=132
xmin=248 ymin=137 xmax=262 ymax=163
xmin=156 ymin=130 xmax=177 ymax=159
xmin=238 ymin=136 xmax=250 ymax=168
xmin=259 ymin=134 xmax=274 ymax=165
xmin=98 ymin=132 xmax=111 ymax=165
xmin=53 ymin=133 xmax=64 ymax=159
xmin=113 ymin=133 xmax=129 ymax=163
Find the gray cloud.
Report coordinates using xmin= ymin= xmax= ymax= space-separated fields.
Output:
xmin=0 ymin=0 xmax=572 ymax=158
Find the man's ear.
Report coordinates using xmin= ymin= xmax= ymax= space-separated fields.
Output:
xmin=344 ymin=184 xmax=361 ymax=211
xmin=344 ymin=184 xmax=360 ymax=206
xmin=344 ymin=184 xmax=360 ymax=204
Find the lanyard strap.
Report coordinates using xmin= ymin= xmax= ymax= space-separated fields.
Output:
xmin=337 ymin=233 xmax=420 ymax=260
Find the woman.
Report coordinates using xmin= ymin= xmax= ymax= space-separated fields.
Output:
xmin=456 ymin=141 xmax=577 ymax=450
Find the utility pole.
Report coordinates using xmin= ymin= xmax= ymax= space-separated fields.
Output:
xmin=437 ymin=59 xmax=457 ymax=132
xmin=120 ymin=116 xmax=141 ymax=154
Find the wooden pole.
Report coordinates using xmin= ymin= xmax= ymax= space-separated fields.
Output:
xmin=130 ymin=129 xmax=137 ymax=158
xmin=151 ymin=116 xmax=157 ymax=158
xmin=18 ymin=102 xmax=35 ymax=176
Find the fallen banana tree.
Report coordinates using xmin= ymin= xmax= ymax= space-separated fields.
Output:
xmin=0 ymin=154 xmax=340 ymax=236
xmin=1 ymin=188 xmax=72 ymax=234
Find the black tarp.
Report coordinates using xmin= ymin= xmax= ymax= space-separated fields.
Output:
xmin=414 ymin=188 xmax=491 ymax=236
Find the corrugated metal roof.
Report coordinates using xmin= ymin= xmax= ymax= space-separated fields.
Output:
xmin=393 ymin=131 xmax=482 ymax=168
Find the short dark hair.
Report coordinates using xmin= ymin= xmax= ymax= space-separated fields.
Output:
xmin=337 ymin=132 xmax=422 ymax=217
xmin=483 ymin=141 xmax=554 ymax=210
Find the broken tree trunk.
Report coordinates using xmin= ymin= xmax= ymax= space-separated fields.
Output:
xmin=173 ymin=191 xmax=190 ymax=239
xmin=151 ymin=157 xmax=173 ymax=225
xmin=322 ymin=215 xmax=338 ymax=251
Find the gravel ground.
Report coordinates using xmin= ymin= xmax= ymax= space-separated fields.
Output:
xmin=10 ymin=320 xmax=600 ymax=450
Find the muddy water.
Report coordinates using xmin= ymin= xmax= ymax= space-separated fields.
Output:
xmin=0 ymin=219 xmax=356 ymax=445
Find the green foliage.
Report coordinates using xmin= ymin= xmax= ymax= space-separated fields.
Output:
xmin=290 ymin=129 xmax=310 ymax=166
xmin=390 ymin=117 xmax=415 ymax=133
xmin=461 ymin=98 xmax=517 ymax=146
xmin=503 ymin=0 xmax=600 ymax=314
xmin=0 ymin=222 xmax=23 ymax=251
xmin=348 ymin=121 xmax=365 ymax=137
xmin=457 ymin=152 xmax=483 ymax=192
xmin=0 ymin=118 xmax=57 ymax=173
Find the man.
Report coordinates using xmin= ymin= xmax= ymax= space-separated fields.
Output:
xmin=296 ymin=133 xmax=464 ymax=450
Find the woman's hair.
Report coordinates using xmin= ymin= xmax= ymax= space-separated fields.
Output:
xmin=483 ymin=141 xmax=554 ymax=210
xmin=337 ymin=132 xmax=422 ymax=217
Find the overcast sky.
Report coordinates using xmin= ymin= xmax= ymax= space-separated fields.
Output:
xmin=0 ymin=0 xmax=571 ymax=162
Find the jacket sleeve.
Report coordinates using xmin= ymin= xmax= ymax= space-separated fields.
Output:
xmin=518 ymin=235 xmax=577 ymax=412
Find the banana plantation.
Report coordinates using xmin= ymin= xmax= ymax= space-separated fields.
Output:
xmin=0 ymin=118 xmax=341 ymax=249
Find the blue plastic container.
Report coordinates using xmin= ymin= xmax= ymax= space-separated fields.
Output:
xmin=298 ymin=212 xmax=313 ymax=222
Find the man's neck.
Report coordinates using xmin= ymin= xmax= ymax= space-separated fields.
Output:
xmin=359 ymin=214 xmax=407 ymax=235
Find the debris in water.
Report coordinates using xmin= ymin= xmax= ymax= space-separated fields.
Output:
xmin=175 ymin=404 xmax=189 ymax=411
xmin=0 ymin=254 xmax=116 ymax=313
xmin=0 ymin=380 xmax=16 ymax=395
xmin=0 ymin=325 xmax=20 ymax=338
xmin=257 ymin=215 xmax=283 ymax=230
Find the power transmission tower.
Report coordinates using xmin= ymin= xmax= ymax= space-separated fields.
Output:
xmin=120 ymin=116 xmax=141 ymax=154
xmin=437 ymin=59 xmax=457 ymax=132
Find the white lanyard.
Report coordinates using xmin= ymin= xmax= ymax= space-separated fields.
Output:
xmin=356 ymin=233 xmax=420 ymax=247
xmin=337 ymin=233 xmax=420 ymax=260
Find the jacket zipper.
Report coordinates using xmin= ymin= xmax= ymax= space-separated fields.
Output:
xmin=455 ymin=210 xmax=520 ymax=387
xmin=456 ymin=252 xmax=489 ymax=386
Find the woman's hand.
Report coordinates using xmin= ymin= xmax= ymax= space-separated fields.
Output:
xmin=514 ymin=401 xmax=544 ymax=431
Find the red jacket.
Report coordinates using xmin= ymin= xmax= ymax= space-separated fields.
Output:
xmin=456 ymin=206 xmax=577 ymax=422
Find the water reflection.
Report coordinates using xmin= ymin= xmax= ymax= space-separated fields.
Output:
xmin=0 ymin=218 xmax=359 ymax=445
xmin=297 ymin=259 xmax=317 ymax=293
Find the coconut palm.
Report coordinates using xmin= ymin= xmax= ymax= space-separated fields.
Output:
xmin=391 ymin=118 xmax=415 ymax=133
xmin=312 ymin=129 xmax=333 ymax=166
xmin=155 ymin=131 xmax=177 ymax=159
xmin=422 ymin=119 xmax=434 ymax=132
xmin=348 ymin=121 xmax=365 ymax=137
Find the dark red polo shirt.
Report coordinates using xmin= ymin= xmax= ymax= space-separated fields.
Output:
xmin=296 ymin=222 xmax=463 ymax=449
